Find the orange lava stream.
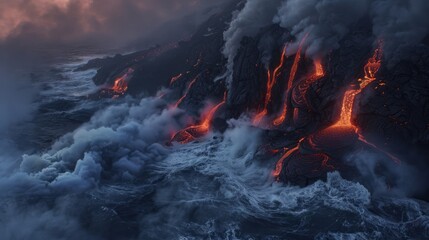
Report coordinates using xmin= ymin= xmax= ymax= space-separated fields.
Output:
xmin=358 ymin=135 xmax=401 ymax=164
xmin=273 ymin=43 xmax=399 ymax=180
xmin=291 ymin=59 xmax=325 ymax=107
xmin=170 ymin=92 xmax=227 ymax=144
xmin=320 ymin=153 xmax=334 ymax=169
xmin=253 ymin=46 xmax=287 ymax=125
xmin=272 ymin=104 xmax=288 ymax=127
xmin=333 ymin=44 xmax=400 ymax=163
xmin=335 ymin=47 xmax=382 ymax=127
xmin=112 ymin=68 xmax=134 ymax=94
xmin=272 ymin=35 xmax=307 ymax=126
xmin=170 ymin=73 xmax=183 ymax=85
xmin=273 ymin=146 xmax=298 ymax=179
xmin=174 ymin=77 xmax=198 ymax=108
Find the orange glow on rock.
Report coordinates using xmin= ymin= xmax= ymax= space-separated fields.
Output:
xmin=174 ymin=76 xmax=198 ymax=108
xmin=273 ymin=42 xmax=399 ymax=180
xmin=171 ymin=92 xmax=227 ymax=144
xmin=253 ymin=46 xmax=287 ymax=125
xmin=170 ymin=73 xmax=183 ymax=85
xmin=272 ymin=104 xmax=287 ymax=127
xmin=358 ymin=134 xmax=401 ymax=164
xmin=273 ymin=35 xmax=308 ymax=126
xmin=111 ymin=68 xmax=134 ymax=94
xmin=335 ymin=46 xmax=382 ymax=127
xmin=273 ymin=146 xmax=299 ymax=179
xmin=291 ymin=58 xmax=325 ymax=109
xmin=332 ymin=43 xmax=399 ymax=163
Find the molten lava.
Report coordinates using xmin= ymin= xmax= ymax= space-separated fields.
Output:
xmin=253 ymin=46 xmax=287 ymax=125
xmin=331 ymin=44 xmax=399 ymax=163
xmin=111 ymin=68 xmax=134 ymax=94
xmin=335 ymin=47 xmax=382 ymax=127
xmin=273 ymin=146 xmax=299 ymax=179
xmin=291 ymin=59 xmax=325 ymax=108
xmin=170 ymin=92 xmax=227 ymax=144
xmin=174 ymin=76 xmax=198 ymax=108
xmin=273 ymin=42 xmax=399 ymax=182
xmin=272 ymin=36 xmax=307 ymax=126
xmin=170 ymin=73 xmax=183 ymax=85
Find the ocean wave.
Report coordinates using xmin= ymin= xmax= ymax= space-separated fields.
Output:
xmin=1 ymin=94 xmax=428 ymax=239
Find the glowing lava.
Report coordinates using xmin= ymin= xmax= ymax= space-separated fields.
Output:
xmin=170 ymin=92 xmax=227 ymax=144
xmin=112 ymin=68 xmax=134 ymax=94
xmin=332 ymin=43 xmax=400 ymax=163
xmin=272 ymin=36 xmax=307 ymax=126
xmin=253 ymin=46 xmax=287 ymax=125
xmin=273 ymin=146 xmax=299 ymax=179
xmin=335 ymin=47 xmax=382 ymax=127
xmin=170 ymin=73 xmax=183 ymax=85
xmin=273 ymin=43 xmax=399 ymax=181
xmin=174 ymin=76 xmax=198 ymax=108
xmin=291 ymin=59 xmax=325 ymax=108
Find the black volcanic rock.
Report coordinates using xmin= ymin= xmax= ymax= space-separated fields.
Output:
xmin=78 ymin=1 xmax=239 ymax=105
xmin=79 ymin=2 xmax=429 ymax=192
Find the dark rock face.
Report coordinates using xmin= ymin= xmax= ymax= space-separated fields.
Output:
xmin=80 ymin=3 xmax=237 ymax=111
xmin=79 ymin=4 xmax=429 ymax=195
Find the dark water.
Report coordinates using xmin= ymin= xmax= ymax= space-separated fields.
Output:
xmin=0 ymin=55 xmax=428 ymax=240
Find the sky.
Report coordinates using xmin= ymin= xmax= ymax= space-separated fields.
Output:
xmin=0 ymin=0 xmax=229 ymax=49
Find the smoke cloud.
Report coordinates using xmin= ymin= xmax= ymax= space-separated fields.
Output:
xmin=222 ymin=0 xmax=282 ymax=83
xmin=223 ymin=0 xmax=429 ymax=68
xmin=16 ymin=97 xmax=183 ymax=194
xmin=274 ymin=0 xmax=368 ymax=57
xmin=346 ymin=150 xmax=426 ymax=197
xmin=371 ymin=0 xmax=429 ymax=62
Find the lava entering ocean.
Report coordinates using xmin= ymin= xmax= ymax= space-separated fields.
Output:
xmin=111 ymin=68 xmax=134 ymax=95
xmin=170 ymin=92 xmax=227 ymax=144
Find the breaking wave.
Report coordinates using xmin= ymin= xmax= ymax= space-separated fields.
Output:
xmin=0 ymin=93 xmax=428 ymax=239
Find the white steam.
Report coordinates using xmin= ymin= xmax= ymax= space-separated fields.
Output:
xmin=346 ymin=150 xmax=425 ymax=197
xmin=371 ymin=0 xmax=429 ymax=62
xmin=1 ymin=97 xmax=183 ymax=196
xmin=222 ymin=0 xmax=282 ymax=84
xmin=222 ymin=0 xmax=429 ymax=82
xmin=274 ymin=0 xmax=368 ymax=57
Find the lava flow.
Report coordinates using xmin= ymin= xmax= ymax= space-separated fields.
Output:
xmin=273 ymin=43 xmax=400 ymax=181
xmin=253 ymin=46 xmax=287 ymax=125
xmin=170 ymin=73 xmax=183 ymax=85
xmin=333 ymin=44 xmax=400 ymax=163
xmin=112 ymin=68 xmax=134 ymax=94
xmin=335 ymin=48 xmax=382 ymax=127
xmin=272 ymin=36 xmax=307 ymax=126
xmin=291 ymin=59 xmax=325 ymax=108
xmin=170 ymin=92 xmax=227 ymax=144
xmin=273 ymin=145 xmax=299 ymax=179
xmin=174 ymin=76 xmax=198 ymax=108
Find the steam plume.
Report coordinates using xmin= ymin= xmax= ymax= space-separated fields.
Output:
xmin=222 ymin=0 xmax=282 ymax=84
xmin=274 ymin=0 xmax=369 ymax=57
xmin=371 ymin=0 xmax=429 ymax=63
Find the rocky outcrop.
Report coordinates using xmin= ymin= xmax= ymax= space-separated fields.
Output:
xmin=79 ymin=4 xmax=429 ymax=194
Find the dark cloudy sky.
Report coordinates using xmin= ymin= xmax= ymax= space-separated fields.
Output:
xmin=0 ymin=0 xmax=229 ymax=49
